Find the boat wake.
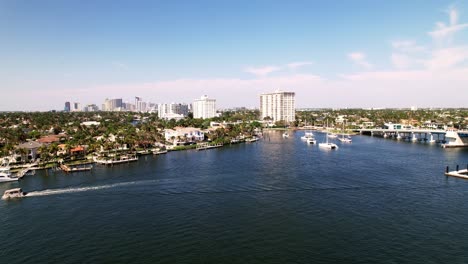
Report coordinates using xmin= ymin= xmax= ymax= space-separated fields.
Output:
xmin=26 ymin=180 xmax=153 ymax=197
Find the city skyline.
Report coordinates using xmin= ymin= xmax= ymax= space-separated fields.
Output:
xmin=2 ymin=1 xmax=468 ymax=111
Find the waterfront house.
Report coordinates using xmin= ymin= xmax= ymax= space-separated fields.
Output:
xmin=164 ymin=127 xmax=205 ymax=144
xmin=17 ymin=141 xmax=43 ymax=161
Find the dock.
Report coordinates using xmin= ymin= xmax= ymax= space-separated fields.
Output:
xmin=196 ymin=143 xmax=223 ymax=151
xmin=60 ymin=164 xmax=93 ymax=173
xmin=445 ymin=165 xmax=468 ymax=179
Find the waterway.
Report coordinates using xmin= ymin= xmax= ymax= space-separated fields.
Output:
xmin=1 ymin=132 xmax=468 ymax=263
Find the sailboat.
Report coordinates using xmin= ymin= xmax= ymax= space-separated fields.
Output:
xmin=337 ymin=122 xmax=352 ymax=143
xmin=319 ymin=120 xmax=338 ymax=149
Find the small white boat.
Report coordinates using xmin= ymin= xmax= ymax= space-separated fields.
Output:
xmin=301 ymin=132 xmax=314 ymax=141
xmin=338 ymin=137 xmax=352 ymax=143
xmin=307 ymin=138 xmax=317 ymax=144
xmin=282 ymin=132 xmax=289 ymax=138
xmin=2 ymin=188 xmax=27 ymax=200
xmin=327 ymin=133 xmax=338 ymax=138
xmin=246 ymin=137 xmax=259 ymax=143
xmin=0 ymin=161 xmax=19 ymax=183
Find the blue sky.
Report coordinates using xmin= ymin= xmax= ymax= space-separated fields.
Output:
xmin=1 ymin=0 xmax=468 ymax=110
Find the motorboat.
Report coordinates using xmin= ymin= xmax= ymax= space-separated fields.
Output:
xmin=0 ymin=160 xmax=19 ymax=183
xmin=2 ymin=188 xmax=27 ymax=200
xmin=307 ymin=138 xmax=317 ymax=144
xmin=282 ymin=132 xmax=289 ymax=138
xmin=327 ymin=133 xmax=338 ymax=138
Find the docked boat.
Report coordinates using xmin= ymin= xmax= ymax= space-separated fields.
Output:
xmin=246 ymin=137 xmax=259 ymax=143
xmin=2 ymin=188 xmax=27 ymax=200
xmin=93 ymin=154 xmax=138 ymax=165
xmin=306 ymin=138 xmax=317 ymax=144
xmin=0 ymin=161 xmax=19 ymax=183
xmin=327 ymin=133 xmax=338 ymax=138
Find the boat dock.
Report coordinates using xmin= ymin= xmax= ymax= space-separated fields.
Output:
xmin=196 ymin=143 xmax=223 ymax=150
xmin=445 ymin=165 xmax=468 ymax=179
xmin=60 ymin=164 xmax=93 ymax=173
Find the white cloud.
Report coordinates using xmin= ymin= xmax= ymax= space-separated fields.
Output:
xmin=425 ymin=46 xmax=468 ymax=69
xmin=286 ymin=61 xmax=313 ymax=70
xmin=428 ymin=7 xmax=468 ymax=43
xmin=392 ymin=41 xmax=426 ymax=53
xmin=391 ymin=53 xmax=413 ymax=69
xmin=348 ymin=52 xmax=373 ymax=69
xmin=244 ymin=65 xmax=280 ymax=77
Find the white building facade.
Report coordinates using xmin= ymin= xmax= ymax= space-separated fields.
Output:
xmin=158 ymin=103 xmax=190 ymax=120
xmin=260 ymin=91 xmax=296 ymax=123
xmin=193 ymin=95 xmax=216 ymax=119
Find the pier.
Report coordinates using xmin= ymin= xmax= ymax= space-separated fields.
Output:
xmin=445 ymin=164 xmax=468 ymax=179
xmin=356 ymin=128 xmax=468 ymax=148
xmin=196 ymin=143 xmax=223 ymax=151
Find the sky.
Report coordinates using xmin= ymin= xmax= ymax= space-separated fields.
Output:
xmin=1 ymin=0 xmax=468 ymax=111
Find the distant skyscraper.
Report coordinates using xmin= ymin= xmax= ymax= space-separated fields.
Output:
xmin=260 ymin=90 xmax=295 ymax=123
xmin=158 ymin=103 xmax=189 ymax=119
xmin=102 ymin=98 xmax=123 ymax=111
xmin=193 ymin=95 xmax=216 ymax=119
xmin=71 ymin=102 xmax=81 ymax=112
xmin=64 ymin=102 xmax=71 ymax=112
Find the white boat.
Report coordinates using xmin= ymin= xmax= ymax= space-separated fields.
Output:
xmin=2 ymin=188 xmax=27 ymax=200
xmin=93 ymin=154 xmax=138 ymax=165
xmin=337 ymin=122 xmax=352 ymax=143
xmin=0 ymin=160 xmax=19 ymax=183
xmin=319 ymin=121 xmax=338 ymax=149
xmin=307 ymin=138 xmax=317 ymax=144
xmin=282 ymin=132 xmax=289 ymax=138
xmin=246 ymin=137 xmax=259 ymax=143
xmin=301 ymin=132 xmax=314 ymax=141
xmin=327 ymin=133 xmax=338 ymax=138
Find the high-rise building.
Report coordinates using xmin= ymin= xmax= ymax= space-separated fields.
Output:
xmin=260 ymin=90 xmax=295 ymax=123
xmin=64 ymin=102 xmax=71 ymax=112
xmin=71 ymin=102 xmax=81 ymax=112
xmin=193 ymin=95 xmax=216 ymax=119
xmin=102 ymin=98 xmax=123 ymax=111
xmin=83 ymin=104 xmax=99 ymax=112
xmin=158 ymin=103 xmax=189 ymax=120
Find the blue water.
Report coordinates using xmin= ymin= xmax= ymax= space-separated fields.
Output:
xmin=1 ymin=132 xmax=468 ymax=263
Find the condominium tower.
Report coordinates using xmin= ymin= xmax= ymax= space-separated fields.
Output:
xmin=193 ymin=95 xmax=216 ymax=119
xmin=260 ymin=91 xmax=296 ymax=123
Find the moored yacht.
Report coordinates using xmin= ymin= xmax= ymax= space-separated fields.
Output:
xmin=282 ymin=132 xmax=289 ymax=138
xmin=301 ymin=132 xmax=314 ymax=141
xmin=0 ymin=161 xmax=19 ymax=183
xmin=307 ymin=137 xmax=317 ymax=144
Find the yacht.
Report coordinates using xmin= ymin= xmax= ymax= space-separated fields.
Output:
xmin=0 ymin=161 xmax=19 ymax=183
xmin=327 ymin=133 xmax=338 ymax=138
xmin=282 ymin=132 xmax=289 ymax=138
xmin=306 ymin=137 xmax=317 ymax=144
xmin=319 ymin=131 xmax=338 ymax=150
xmin=337 ymin=123 xmax=352 ymax=143
xmin=301 ymin=132 xmax=314 ymax=141
xmin=2 ymin=188 xmax=27 ymax=200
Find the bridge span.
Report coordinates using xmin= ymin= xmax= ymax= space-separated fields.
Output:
xmin=355 ymin=128 xmax=468 ymax=148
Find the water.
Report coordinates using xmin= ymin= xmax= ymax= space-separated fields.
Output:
xmin=1 ymin=132 xmax=468 ymax=263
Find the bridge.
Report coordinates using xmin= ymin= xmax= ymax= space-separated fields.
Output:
xmin=355 ymin=128 xmax=468 ymax=148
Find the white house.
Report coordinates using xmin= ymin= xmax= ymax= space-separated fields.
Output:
xmin=164 ymin=127 xmax=205 ymax=143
